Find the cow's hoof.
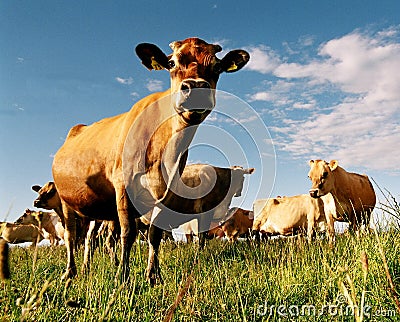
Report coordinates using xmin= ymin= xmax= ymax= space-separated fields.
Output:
xmin=61 ymin=267 xmax=77 ymax=281
xmin=146 ymin=272 xmax=163 ymax=286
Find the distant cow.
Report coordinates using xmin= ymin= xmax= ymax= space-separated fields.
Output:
xmin=219 ymin=207 xmax=253 ymax=242
xmin=31 ymin=182 xmax=89 ymax=246
xmin=308 ymin=159 xmax=376 ymax=240
xmin=164 ymin=164 xmax=253 ymax=244
xmin=0 ymin=222 xmax=43 ymax=247
xmin=16 ymin=209 xmax=64 ymax=246
xmin=174 ymin=219 xmax=225 ymax=242
xmin=252 ymin=194 xmax=329 ymax=241
xmin=153 ymin=164 xmax=254 ymax=245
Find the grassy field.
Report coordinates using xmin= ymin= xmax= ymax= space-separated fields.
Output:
xmin=1 ymin=218 xmax=399 ymax=321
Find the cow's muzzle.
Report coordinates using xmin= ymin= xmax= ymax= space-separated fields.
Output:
xmin=33 ymin=199 xmax=43 ymax=208
xmin=309 ymin=189 xmax=320 ymax=198
xmin=176 ymin=79 xmax=214 ymax=114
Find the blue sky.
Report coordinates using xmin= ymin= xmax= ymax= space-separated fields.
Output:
xmin=1 ymin=1 xmax=399 ymax=222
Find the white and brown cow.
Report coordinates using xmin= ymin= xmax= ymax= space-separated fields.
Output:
xmin=308 ymin=159 xmax=376 ymax=241
xmin=16 ymin=209 xmax=64 ymax=246
xmin=0 ymin=222 xmax=43 ymax=247
xmin=51 ymin=37 xmax=249 ymax=284
xmin=165 ymin=164 xmax=254 ymax=245
xmin=252 ymin=194 xmax=329 ymax=241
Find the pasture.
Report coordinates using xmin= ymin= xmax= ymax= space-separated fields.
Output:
xmin=1 ymin=213 xmax=399 ymax=321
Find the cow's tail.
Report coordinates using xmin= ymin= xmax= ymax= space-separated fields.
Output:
xmin=0 ymin=238 xmax=10 ymax=280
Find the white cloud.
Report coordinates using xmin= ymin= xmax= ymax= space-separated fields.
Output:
xmin=146 ymin=79 xmax=164 ymax=92
xmin=115 ymin=77 xmax=133 ymax=85
xmin=245 ymin=45 xmax=281 ymax=74
xmin=249 ymin=26 xmax=400 ymax=174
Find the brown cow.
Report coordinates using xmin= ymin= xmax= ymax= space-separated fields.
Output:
xmin=308 ymin=160 xmax=376 ymax=241
xmin=51 ymin=37 xmax=249 ymax=284
xmin=219 ymin=207 xmax=253 ymax=242
xmin=16 ymin=209 xmax=64 ymax=246
xmin=0 ymin=222 xmax=43 ymax=247
xmin=252 ymin=194 xmax=329 ymax=241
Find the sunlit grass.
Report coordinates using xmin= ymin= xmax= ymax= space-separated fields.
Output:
xmin=1 ymin=208 xmax=399 ymax=321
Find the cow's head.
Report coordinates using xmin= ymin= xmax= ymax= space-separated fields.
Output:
xmin=230 ymin=167 xmax=255 ymax=197
xmin=15 ymin=209 xmax=41 ymax=225
xmin=136 ymin=37 xmax=250 ymax=124
xmin=32 ymin=182 xmax=61 ymax=210
xmin=308 ymin=160 xmax=338 ymax=198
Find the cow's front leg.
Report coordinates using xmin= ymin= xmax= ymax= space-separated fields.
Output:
xmin=146 ymin=223 xmax=163 ymax=286
xmin=115 ymin=189 xmax=137 ymax=283
xmin=61 ymin=203 xmax=77 ymax=280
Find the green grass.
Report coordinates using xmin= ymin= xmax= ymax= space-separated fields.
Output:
xmin=1 ymin=225 xmax=399 ymax=321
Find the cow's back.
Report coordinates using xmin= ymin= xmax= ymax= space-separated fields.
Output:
xmin=1 ymin=223 xmax=42 ymax=243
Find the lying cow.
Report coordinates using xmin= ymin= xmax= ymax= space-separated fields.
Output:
xmin=219 ymin=207 xmax=253 ymax=242
xmin=0 ymin=222 xmax=43 ymax=247
xmin=308 ymin=159 xmax=376 ymax=241
xmin=252 ymin=194 xmax=329 ymax=242
xmin=16 ymin=209 xmax=64 ymax=246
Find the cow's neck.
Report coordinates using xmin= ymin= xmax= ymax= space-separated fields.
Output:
xmin=144 ymin=105 xmax=199 ymax=203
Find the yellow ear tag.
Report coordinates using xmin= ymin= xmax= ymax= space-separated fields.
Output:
xmin=151 ymin=56 xmax=164 ymax=70
xmin=227 ymin=62 xmax=238 ymax=72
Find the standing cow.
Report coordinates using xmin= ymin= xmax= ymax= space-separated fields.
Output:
xmin=162 ymin=164 xmax=254 ymax=245
xmin=308 ymin=159 xmax=376 ymax=241
xmin=32 ymin=182 xmax=90 ymax=247
xmin=51 ymin=37 xmax=249 ymax=284
xmin=252 ymin=194 xmax=329 ymax=242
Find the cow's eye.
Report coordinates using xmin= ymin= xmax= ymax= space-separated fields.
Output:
xmin=168 ymin=60 xmax=175 ymax=68
xmin=322 ymin=172 xmax=328 ymax=179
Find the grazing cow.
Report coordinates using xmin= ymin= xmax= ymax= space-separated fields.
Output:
xmin=219 ymin=207 xmax=253 ymax=242
xmin=51 ymin=37 xmax=249 ymax=284
xmin=0 ymin=222 xmax=43 ymax=247
xmin=308 ymin=160 xmax=376 ymax=240
xmin=16 ymin=209 xmax=64 ymax=246
xmin=252 ymin=194 xmax=329 ymax=241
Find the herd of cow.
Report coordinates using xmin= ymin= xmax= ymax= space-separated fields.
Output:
xmin=0 ymin=37 xmax=376 ymax=285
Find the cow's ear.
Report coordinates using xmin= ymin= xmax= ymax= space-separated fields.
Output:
xmin=220 ymin=50 xmax=250 ymax=73
xmin=309 ymin=160 xmax=315 ymax=167
xmin=32 ymin=185 xmax=41 ymax=192
xmin=245 ymin=168 xmax=255 ymax=174
xmin=329 ymin=160 xmax=338 ymax=171
xmin=135 ymin=43 xmax=170 ymax=71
